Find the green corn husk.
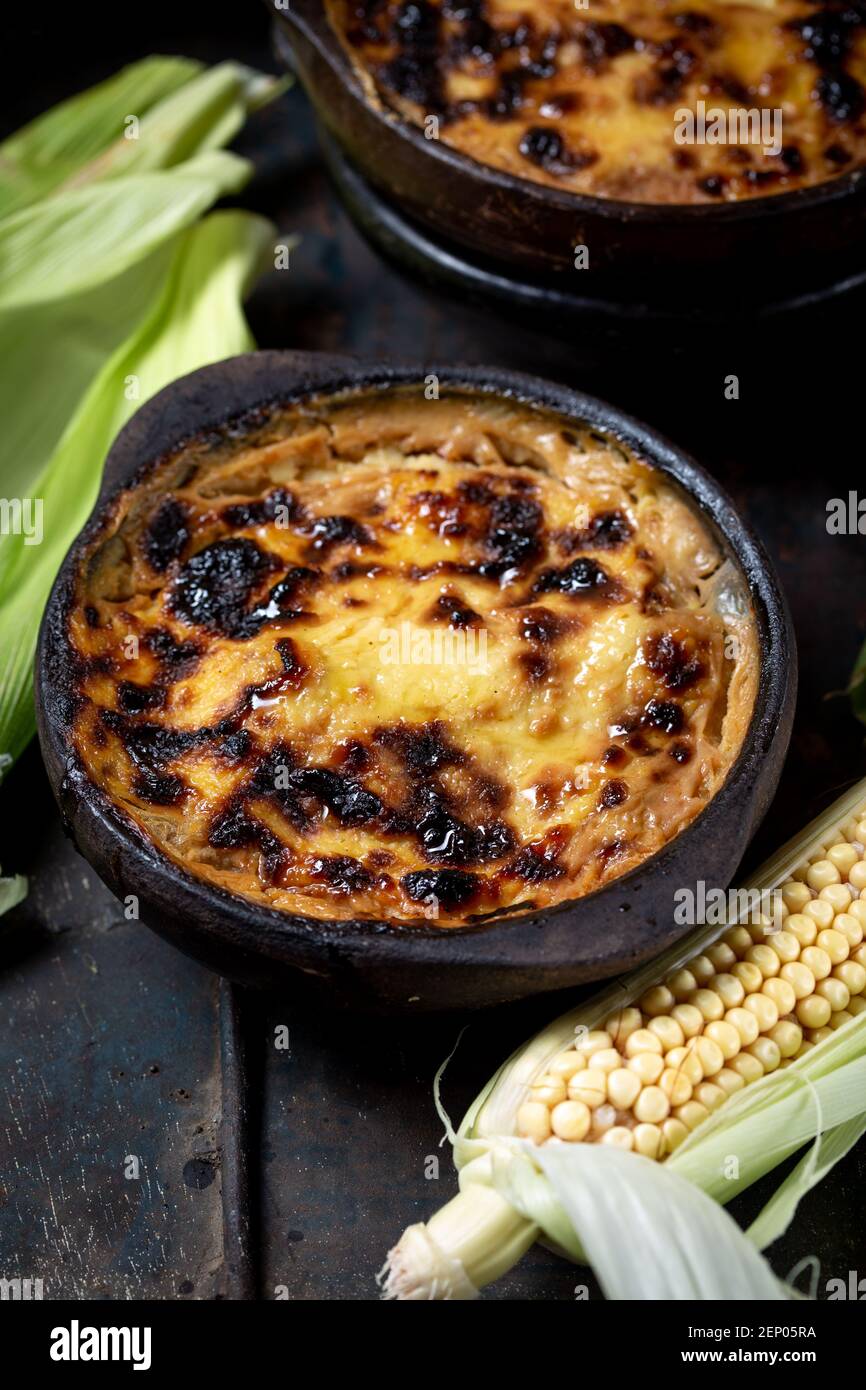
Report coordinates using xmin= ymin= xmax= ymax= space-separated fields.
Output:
xmin=0 ymin=57 xmax=286 ymax=780
xmin=382 ymin=777 xmax=866 ymax=1300
xmin=0 ymin=869 xmax=27 ymax=917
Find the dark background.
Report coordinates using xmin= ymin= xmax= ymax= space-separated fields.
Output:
xmin=1 ymin=1 xmax=865 ymax=1300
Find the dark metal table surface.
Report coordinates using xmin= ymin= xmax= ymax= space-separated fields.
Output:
xmin=2 ymin=3 xmax=865 ymax=1301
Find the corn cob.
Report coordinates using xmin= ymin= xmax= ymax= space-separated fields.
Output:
xmin=518 ymin=828 xmax=866 ymax=1159
xmin=382 ymin=781 xmax=866 ymax=1300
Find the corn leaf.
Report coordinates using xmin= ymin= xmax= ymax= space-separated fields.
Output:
xmin=0 ymin=150 xmax=250 ymax=310
xmin=0 ymin=209 xmax=274 ymax=771
xmin=0 ymin=57 xmax=201 ymax=215
xmin=0 ymin=870 xmax=27 ymax=916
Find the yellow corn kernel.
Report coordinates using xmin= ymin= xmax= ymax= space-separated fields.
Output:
xmin=695 ymin=1081 xmax=727 ymax=1110
xmin=662 ymin=1118 xmax=690 ymax=1154
xmin=627 ymin=1052 xmax=665 ymax=1085
xmin=767 ymin=1020 xmax=803 ymax=1058
xmin=731 ymin=961 xmax=764 ymax=994
xmin=725 ymin=1007 xmax=760 ymax=1046
xmin=784 ymin=914 xmax=818 ymax=949
xmin=830 ymin=1010 xmax=854 ymax=1030
xmin=803 ymin=899 xmax=835 ymax=929
xmin=767 ymin=931 xmax=800 ymax=964
xmin=710 ymin=973 xmax=745 ymax=1009
xmin=633 ymin=1123 xmax=663 ymax=1159
xmin=590 ymin=1048 xmax=623 ymax=1074
xmin=834 ymin=914 xmax=864 ymax=949
xmin=665 ymin=1045 xmax=703 ymax=1086
xmin=647 ymin=1015 xmax=685 ymax=1052
xmin=517 ymin=1101 xmax=552 ymax=1142
xmin=795 ymin=994 xmax=832 ymax=1030
xmin=848 ymin=996 xmax=866 ymax=1017
xmin=690 ymin=988 xmax=725 ymax=1022
xmin=836 ymin=958 xmax=866 ymax=994
xmin=819 ymin=883 xmax=853 ymax=913
xmin=665 ymin=968 xmax=697 ymax=1001
xmin=715 ymin=1067 xmax=746 ymax=1096
xmin=849 ymin=861 xmax=866 ymax=891
xmin=780 ymin=960 xmax=816 ymax=999
xmin=551 ymin=1100 xmax=593 ymax=1141
xmin=706 ymin=942 xmax=737 ymax=972
xmin=743 ymin=993 xmax=779 ymax=1032
xmin=634 ymin=1085 xmax=670 ymax=1125
xmin=747 ymin=1037 xmax=781 ymax=1072
xmin=639 ymin=985 xmax=675 ymax=1018
xmin=604 ymin=1007 xmax=643 ymax=1047
xmin=817 ymin=977 xmax=850 ymax=1013
xmin=590 ymin=1104 xmax=617 ymax=1137
xmin=601 ymin=1126 xmax=634 ymax=1150
xmin=703 ymin=1020 xmax=742 ymax=1061
xmin=576 ymin=1029 xmax=614 ymax=1056
xmin=673 ymin=1100 xmax=711 ymax=1131
xmin=607 ymin=1067 xmax=641 ymax=1110
xmin=729 ymin=1052 xmax=765 ymax=1084
xmin=744 ymin=944 xmax=780 ymax=978
xmin=530 ymin=1075 xmax=567 ymax=1106
xmin=801 ymin=946 xmax=832 ymax=981
xmin=670 ymin=1003 xmax=704 ymax=1038
xmin=848 ymin=901 xmax=866 ymax=929
xmin=568 ymin=1069 xmax=607 ymax=1107
xmin=807 ymin=1025 xmax=834 ymax=1044
xmin=688 ymin=955 xmax=715 ymax=985
xmin=827 ymin=843 xmax=860 ymax=877
xmin=807 ymin=859 xmax=841 ymax=890
xmin=853 ymin=944 xmax=866 ymax=969
xmin=761 ymin=977 xmax=796 ymax=1016
xmin=624 ymin=1028 xmax=663 ymax=1058
xmin=694 ymin=1035 xmax=725 ymax=1078
xmin=722 ymin=926 xmax=753 ymax=958
xmin=816 ymin=929 xmax=850 ymax=966
xmin=659 ymin=1067 xmax=692 ymax=1107
xmin=781 ymin=881 xmax=811 ymax=912
xmin=548 ymin=1050 xmax=587 ymax=1079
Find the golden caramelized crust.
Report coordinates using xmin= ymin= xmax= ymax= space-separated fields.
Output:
xmin=327 ymin=1 xmax=866 ymax=203
xmin=67 ymin=389 xmax=757 ymax=926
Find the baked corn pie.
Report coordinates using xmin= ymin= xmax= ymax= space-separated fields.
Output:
xmin=66 ymin=388 xmax=757 ymax=926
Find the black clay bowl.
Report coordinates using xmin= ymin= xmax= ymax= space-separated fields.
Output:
xmin=270 ymin=0 xmax=866 ymax=285
xmin=36 ymin=351 xmax=796 ymax=1012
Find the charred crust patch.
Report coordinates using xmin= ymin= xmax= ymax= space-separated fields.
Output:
xmin=305 ymin=514 xmax=373 ymax=556
xmin=412 ymin=784 xmax=515 ymax=866
xmin=557 ymin=509 xmax=633 ymax=554
xmin=117 ymin=681 xmax=165 ymax=715
xmin=643 ymin=697 xmax=685 ymax=735
xmin=401 ymin=868 xmax=480 ymax=908
xmin=374 ymin=720 xmax=461 ymax=776
xmin=222 ymin=487 xmax=298 ymax=529
xmin=167 ymin=538 xmax=277 ymax=638
xmin=380 ymin=0 xmax=444 ymax=111
xmin=519 ymin=651 xmax=552 ymax=683
xmin=518 ymin=606 xmax=570 ymax=645
xmin=518 ymin=126 xmax=596 ymax=176
xmin=310 ymin=855 xmax=374 ymax=894
xmin=509 ymin=844 xmax=566 ymax=882
xmin=533 ymin=556 xmax=620 ymax=600
xmin=599 ymin=778 xmax=629 ymax=809
xmin=144 ymin=498 xmax=190 ymax=573
xmin=479 ymin=493 xmax=543 ymax=577
xmin=145 ymin=628 xmax=202 ymax=680
xmin=428 ymin=591 xmax=483 ymax=628
xmin=645 ymin=632 xmax=704 ymax=690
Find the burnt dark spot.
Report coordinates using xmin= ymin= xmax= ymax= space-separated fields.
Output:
xmin=311 ymin=855 xmax=374 ymax=894
xmin=509 ymin=845 xmax=565 ymax=882
xmin=602 ymin=746 xmax=628 ymax=771
xmin=582 ymin=21 xmax=635 ymax=65
xmin=102 ymin=712 xmax=205 ymax=769
xmin=168 ymin=539 xmax=276 ymax=637
xmin=218 ymin=731 xmax=251 ymax=762
xmin=520 ymin=651 xmax=551 ymax=683
xmin=340 ymin=739 xmax=371 ymax=774
xmin=145 ymin=498 xmax=190 ymax=572
xmin=561 ymin=510 xmax=633 ymax=553
xmin=84 ymin=605 xmax=100 ymax=628
xmin=222 ymin=488 xmax=298 ymax=529
xmin=816 ymin=70 xmax=865 ymax=122
xmin=380 ymin=0 xmax=444 ymax=110
xmin=699 ymin=175 xmax=726 ymax=197
xmin=145 ymin=629 xmax=201 ymax=679
xmin=133 ymin=768 xmax=185 ymax=805
xmin=518 ymin=606 xmax=568 ymax=645
xmin=792 ymin=9 xmax=863 ymax=65
xmin=597 ymin=837 xmax=628 ymax=867
xmin=414 ymin=785 xmax=514 ymax=866
xmin=209 ymin=801 xmax=262 ymax=849
xmin=306 ymin=515 xmax=372 ymax=554
xmin=533 ymin=556 xmax=618 ymax=598
xmin=825 ymin=142 xmax=852 ymax=164
xmin=456 ymin=478 xmax=495 ymax=506
xmin=744 ymin=168 xmax=779 ymax=188
xmin=644 ymin=698 xmax=685 ymax=734
xmin=518 ymin=126 xmax=595 ymax=175
xmin=626 ymin=732 xmax=652 ymax=755
xmin=401 ymin=868 xmax=480 ymax=908
xmin=375 ymin=721 xmax=460 ymax=776
xmin=275 ymin=766 xmax=384 ymax=829
xmin=673 ymin=11 xmax=716 ymax=36
xmin=645 ymin=633 xmax=704 ymax=690
xmin=599 ymin=779 xmax=628 ymax=809
xmin=670 ymin=742 xmax=693 ymax=764
xmin=117 ymin=681 xmax=165 ymax=715
xmin=779 ymin=144 xmax=805 ymax=173
xmin=429 ymin=593 xmax=483 ymax=628
xmin=479 ymin=493 xmax=543 ymax=577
